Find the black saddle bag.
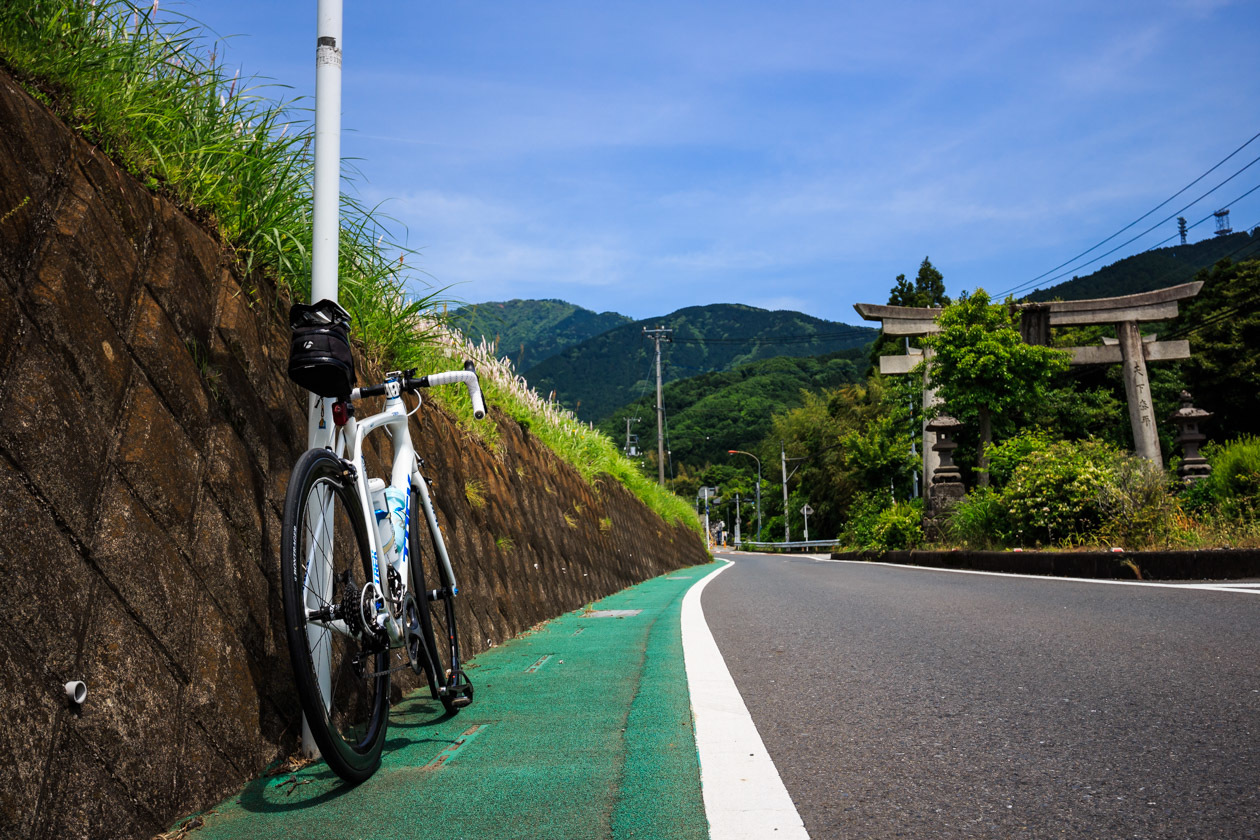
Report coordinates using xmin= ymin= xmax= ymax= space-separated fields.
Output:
xmin=288 ymin=299 xmax=355 ymax=398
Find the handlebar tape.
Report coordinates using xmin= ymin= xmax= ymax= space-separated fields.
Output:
xmin=416 ymin=364 xmax=486 ymax=419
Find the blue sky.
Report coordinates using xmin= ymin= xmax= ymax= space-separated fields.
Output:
xmin=174 ymin=0 xmax=1260 ymax=324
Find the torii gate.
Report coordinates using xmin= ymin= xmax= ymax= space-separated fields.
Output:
xmin=1013 ymin=281 xmax=1202 ymax=467
xmin=855 ymin=281 xmax=1203 ymax=484
xmin=851 ymin=303 xmax=944 ymax=494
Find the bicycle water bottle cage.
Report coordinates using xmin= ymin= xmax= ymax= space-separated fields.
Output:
xmin=288 ymin=299 xmax=356 ymax=398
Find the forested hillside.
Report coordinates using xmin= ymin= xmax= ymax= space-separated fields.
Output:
xmin=597 ymin=349 xmax=867 ymax=470
xmin=525 ymin=303 xmax=877 ymax=420
xmin=1025 ymin=230 xmax=1260 ymax=302
xmin=450 ymin=298 xmax=632 ymax=372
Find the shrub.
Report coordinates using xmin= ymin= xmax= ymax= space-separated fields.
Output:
xmin=841 ymin=492 xmax=923 ymax=550
xmin=986 ymin=428 xmax=1058 ymax=488
xmin=945 ymin=488 xmax=1011 ymax=549
xmin=872 ymin=500 xmax=925 ymax=550
xmin=840 ymin=492 xmax=889 ymax=548
xmin=1178 ymin=469 xmax=1215 ymax=513
xmin=1204 ymin=436 xmax=1260 ymax=520
xmin=1003 ymin=439 xmax=1120 ymax=546
xmin=1096 ymin=455 xmax=1180 ymax=549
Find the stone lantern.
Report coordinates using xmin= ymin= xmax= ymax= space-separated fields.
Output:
xmin=925 ymin=414 xmax=965 ymax=517
xmin=1169 ymin=390 xmax=1212 ymax=483
xmin=926 ymin=414 xmax=963 ymax=485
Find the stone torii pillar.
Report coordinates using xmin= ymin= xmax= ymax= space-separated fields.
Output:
xmin=1013 ymin=281 xmax=1202 ymax=468
xmin=852 ymin=303 xmax=943 ymax=491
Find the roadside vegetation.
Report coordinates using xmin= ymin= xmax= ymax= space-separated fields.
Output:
xmin=682 ymin=256 xmax=1260 ymax=552
xmin=0 ymin=0 xmax=700 ymax=531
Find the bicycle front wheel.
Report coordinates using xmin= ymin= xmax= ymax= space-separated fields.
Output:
xmin=281 ymin=448 xmax=389 ymax=784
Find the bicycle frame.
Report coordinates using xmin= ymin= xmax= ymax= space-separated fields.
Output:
xmin=305 ymin=383 xmax=458 ymax=649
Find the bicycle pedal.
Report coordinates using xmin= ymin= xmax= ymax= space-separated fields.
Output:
xmin=450 ymin=695 xmax=472 ymax=709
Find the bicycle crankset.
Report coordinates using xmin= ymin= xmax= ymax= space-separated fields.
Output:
xmin=403 ymin=593 xmax=425 ymax=675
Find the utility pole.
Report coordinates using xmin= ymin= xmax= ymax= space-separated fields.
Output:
xmin=734 ymin=493 xmax=741 ymax=545
xmin=781 ymin=440 xmax=790 ymax=543
xmin=643 ymin=327 xmax=672 ymax=486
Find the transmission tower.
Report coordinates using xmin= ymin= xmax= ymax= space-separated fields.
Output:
xmin=1178 ymin=216 xmax=1188 ymax=245
xmin=1214 ymin=208 xmax=1233 ymax=237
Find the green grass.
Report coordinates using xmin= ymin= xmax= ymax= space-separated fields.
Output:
xmin=0 ymin=0 xmax=701 ymax=535
xmin=464 ymin=479 xmax=487 ymax=509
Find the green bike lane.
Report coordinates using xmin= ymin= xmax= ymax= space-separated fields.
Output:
xmin=184 ymin=562 xmax=719 ymax=840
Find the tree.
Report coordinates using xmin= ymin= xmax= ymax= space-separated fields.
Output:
xmin=756 ymin=379 xmax=915 ymax=536
xmin=888 ymin=274 xmax=916 ymax=307
xmin=888 ymin=257 xmax=950 ymax=308
xmin=872 ymin=258 xmax=952 ymax=374
xmin=922 ymin=290 xmax=1070 ymax=486
xmin=914 ymin=257 xmax=949 ymax=307
xmin=1179 ymin=258 xmax=1260 ymax=440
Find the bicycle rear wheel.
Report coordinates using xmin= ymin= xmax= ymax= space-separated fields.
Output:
xmin=409 ymin=483 xmax=473 ymax=715
xmin=281 ymin=448 xmax=389 ymax=783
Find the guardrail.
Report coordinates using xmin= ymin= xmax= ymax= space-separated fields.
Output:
xmin=729 ymin=539 xmax=838 ymax=553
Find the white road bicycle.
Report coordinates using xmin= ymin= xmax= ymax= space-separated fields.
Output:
xmin=281 ymin=359 xmax=486 ymax=783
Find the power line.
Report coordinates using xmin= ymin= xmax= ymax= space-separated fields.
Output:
xmin=1044 ymin=219 xmax=1260 ymax=384
xmin=1009 ymin=129 xmax=1260 ymax=296
xmin=672 ymin=328 xmax=876 ymax=345
xmin=1014 ymin=191 xmax=1260 ymax=306
xmin=1003 ymin=157 xmax=1260 ymax=298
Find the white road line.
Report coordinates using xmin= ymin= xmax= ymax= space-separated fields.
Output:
xmin=782 ymin=554 xmax=1260 ymax=594
xmin=682 ymin=561 xmax=811 ymax=840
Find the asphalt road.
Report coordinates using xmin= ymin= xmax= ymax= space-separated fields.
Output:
xmin=704 ymin=553 xmax=1260 ymax=840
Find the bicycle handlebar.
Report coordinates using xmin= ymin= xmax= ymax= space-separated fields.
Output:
xmin=412 ymin=361 xmax=487 ymax=420
xmin=351 ymin=361 xmax=487 ymax=419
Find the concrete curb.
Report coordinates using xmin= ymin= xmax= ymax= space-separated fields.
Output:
xmin=830 ymin=548 xmax=1260 ymax=581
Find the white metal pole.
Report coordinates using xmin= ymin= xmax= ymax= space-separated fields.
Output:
xmin=303 ymin=0 xmax=344 ymax=759
xmin=311 ymin=0 xmax=342 ymax=306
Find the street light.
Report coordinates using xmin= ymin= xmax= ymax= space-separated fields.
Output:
xmin=727 ymin=450 xmax=761 ymax=542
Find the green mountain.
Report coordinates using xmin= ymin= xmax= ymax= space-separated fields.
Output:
xmin=598 ymin=350 xmax=867 ymax=469
xmin=1025 ymin=230 xmax=1260 ymax=302
xmin=449 ymin=299 xmax=633 ymax=372
xmin=524 ymin=303 xmax=878 ymax=421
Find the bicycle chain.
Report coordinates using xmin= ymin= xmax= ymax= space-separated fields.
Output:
xmin=364 ymin=654 xmax=416 ymax=679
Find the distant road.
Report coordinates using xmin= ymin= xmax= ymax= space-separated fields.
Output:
xmin=704 ymin=553 xmax=1260 ymax=839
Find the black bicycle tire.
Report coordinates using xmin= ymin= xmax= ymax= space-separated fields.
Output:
xmin=281 ymin=448 xmax=389 ymax=783
xmin=408 ymin=483 xmax=472 ymax=715
xmin=407 ymin=483 xmax=441 ymax=698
